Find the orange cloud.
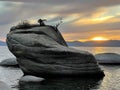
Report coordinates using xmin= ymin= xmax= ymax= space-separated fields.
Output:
xmin=72 ymin=6 xmax=120 ymax=26
xmin=62 ymin=33 xmax=90 ymax=42
xmin=62 ymin=30 xmax=120 ymax=41
xmin=91 ymin=7 xmax=108 ymax=18
xmin=73 ymin=15 xmax=120 ymax=26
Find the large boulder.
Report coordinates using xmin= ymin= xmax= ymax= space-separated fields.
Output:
xmin=6 ymin=24 xmax=104 ymax=77
xmin=95 ymin=53 xmax=120 ymax=64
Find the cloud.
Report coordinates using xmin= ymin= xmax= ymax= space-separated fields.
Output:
xmin=1 ymin=0 xmax=120 ymax=25
xmin=0 ymin=0 xmax=120 ymax=41
xmin=62 ymin=28 xmax=120 ymax=41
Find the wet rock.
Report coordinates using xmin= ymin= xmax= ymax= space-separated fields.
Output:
xmin=6 ymin=23 xmax=104 ymax=77
xmin=0 ymin=58 xmax=18 ymax=66
xmin=95 ymin=53 xmax=120 ymax=64
xmin=20 ymin=75 xmax=44 ymax=83
xmin=19 ymin=77 xmax=103 ymax=90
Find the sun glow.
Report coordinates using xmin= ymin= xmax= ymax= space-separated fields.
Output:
xmin=0 ymin=37 xmax=6 ymax=42
xmin=91 ymin=37 xmax=109 ymax=41
xmin=92 ymin=16 xmax=114 ymax=21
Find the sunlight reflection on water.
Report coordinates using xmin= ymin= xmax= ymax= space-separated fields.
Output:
xmin=0 ymin=46 xmax=120 ymax=90
xmin=72 ymin=47 xmax=120 ymax=54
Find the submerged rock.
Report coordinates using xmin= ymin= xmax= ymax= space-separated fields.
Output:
xmin=6 ymin=21 xmax=104 ymax=77
xmin=19 ymin=77 xmax=103 ymax=90
xmin=95 ymin=53 xmax=120 ymax=64
xmin=0 ymin=58 xmax=18 ymax=66
xmin=20 ymin=75 xmax=44 ymax=83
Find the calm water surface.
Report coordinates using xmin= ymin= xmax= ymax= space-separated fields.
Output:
xmin=0 ymin=46 xmax=120 ymax=90
xmin=72 ymin=46 xmax=120 ymax=54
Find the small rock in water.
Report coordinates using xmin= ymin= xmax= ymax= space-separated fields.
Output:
xmin=95 ymin=53 xmax=120 ymax=64
xmin=0 ymin=58 xmax=18 ymax=66
xmin=0 ymin=81 xmax=12 ymax=90
xmin=20 ymin=75 xmax=45 ymax=83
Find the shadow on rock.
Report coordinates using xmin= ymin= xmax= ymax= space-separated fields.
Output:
xmin=19 ymin=77 xmax=103 ymax=90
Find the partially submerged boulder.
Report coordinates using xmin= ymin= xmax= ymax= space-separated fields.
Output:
xmin=95 ymin=53 xmax=120 ymax=64
xmin=6 ymin=20 xmax=104 ymax=77
xmin=0 ymin=58 xmax=18 ymax=66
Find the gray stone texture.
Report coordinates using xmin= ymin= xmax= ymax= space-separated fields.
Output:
xmin=95 ymin=53 xmax=120 ymax=64
xmin=7 ymin=25 xmax=104 ymax=77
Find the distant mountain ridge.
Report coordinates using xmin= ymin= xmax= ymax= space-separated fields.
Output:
xmin=0 ymin=40 xmax=120 ymax=47
xmin=0 ymin=41 xmax=6 ymax=46
xmin=67 ymin=40 xmax=120 ymax=47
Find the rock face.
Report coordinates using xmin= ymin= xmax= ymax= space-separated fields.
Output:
xmin=0 ymin=58 xmax=18 ymax=66
xmin=0 ymin=81 xmax=12 ymax=90
xmin=95 ymin=53 xmax=120 ymax=64
xmin=6 ymin=24 xmax=104 ymax=77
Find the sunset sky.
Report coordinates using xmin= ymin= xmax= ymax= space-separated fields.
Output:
xmin=0 ymin=0 xmax=120 ymax=42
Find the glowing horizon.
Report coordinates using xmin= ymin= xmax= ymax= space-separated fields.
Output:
xmin=91 ymin=37 xmax=109 ymax=41
xmin=0 ymin=1 xmax=120 ymax=42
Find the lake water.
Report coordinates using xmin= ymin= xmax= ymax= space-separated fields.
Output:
xmin=72 ymin=46 xmax=120 ymax=54
xmin=0 ymin=46 xmax=120 ymax=90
